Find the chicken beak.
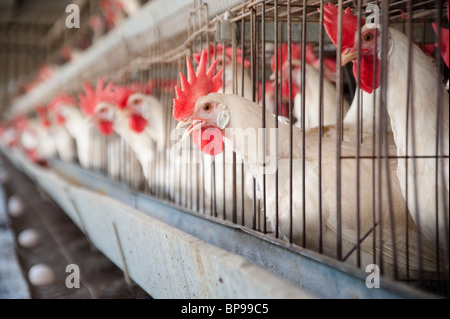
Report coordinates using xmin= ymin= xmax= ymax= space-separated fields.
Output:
xmin=180 ymin=119 xmax=204 ymax=141
xmin=291 ymin=59 xmax=301 ymax=67
xmin=341 ymin=48 xmax=358 ymax=66
xmin=176 ymin=120 xmax=191 ymax=129
xmin=269 ymin=73 xmax=275 ymax=81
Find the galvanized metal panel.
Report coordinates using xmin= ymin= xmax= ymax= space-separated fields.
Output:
xmin=67 ymin=185 xmax=313 ymax=298
xmin=47 ymin=159 xmax=437 ymax=299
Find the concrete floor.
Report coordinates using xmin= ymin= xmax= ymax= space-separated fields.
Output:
xmin=0 ymin=154 xmax=151 ymax=299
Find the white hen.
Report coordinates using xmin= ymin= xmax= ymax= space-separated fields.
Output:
xmin=323 ymin=2 xmax=449 ymax=247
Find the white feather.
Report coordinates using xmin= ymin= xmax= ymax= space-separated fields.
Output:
xmin=382 ymin=27 xmax=449 ymax=246
xmin=196 ymin=93 xmax=444 ymax=278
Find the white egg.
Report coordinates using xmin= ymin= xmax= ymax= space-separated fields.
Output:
xmin=7 ymin=195 xmax=25 ymax=217
xmin=18 ymin=229 xmax=40 ymax=248
xmin=28 ymin=264 xmax=55 ymax=287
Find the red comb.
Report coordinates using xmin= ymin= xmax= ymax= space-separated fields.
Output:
xmin=78 ymin=77 xmax=115 ymax=116
xmin=193 ymin=44 xmax=251 ymax=69
xmin=173 ymin=50 xmax=223 ymax=121
xmin=110 ymin=85 xmax=136 ymax=109
xmin=128 ymin=81 xmax=153 ymax=95
xmin=321 ymin=3 xmax=360 ymax=50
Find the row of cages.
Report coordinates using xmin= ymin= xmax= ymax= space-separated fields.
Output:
xmin=1 ymin=0 xmax=449 ymax=297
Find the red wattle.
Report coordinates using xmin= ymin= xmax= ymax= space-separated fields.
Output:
xmin=98 ymin=120 xmax=114 ymax=136
xmin=281 ymin=80 xmax=299 ymax=100
xmin=42 ymin=119 xmax=51 ymax=129
xmin=192 ymin=126 xmax=224 ymax=156
xmin=56 ymin=114 xmax=66 ymax=125
xmin=353 ymin=55 xmax=380 ymax=94
xmin=129 ymin=114 xmax=148 ymax=133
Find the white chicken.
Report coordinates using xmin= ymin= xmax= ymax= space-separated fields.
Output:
xmin=323 ymin=2 xmax=449 ymax=247
xmin=173 ymin=47 xmax=444 ymax=279
xmin=78 ymin=79 xmax=195 ymax=200
xmin=19 ymin=116 xmax=56 ymax=165
xmin=51 ymin=93 xmax=107 ymax=171
xmin=180 ymin=50 xmax=261 ymax=227
xmin=47 ymin=98 xmax=75 ymax=162
xmin=271 ymin=43 xmax=350 ymax=130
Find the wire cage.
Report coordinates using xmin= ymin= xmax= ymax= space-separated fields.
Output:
xmin=1 ymin=0 xmax=449 ymax=298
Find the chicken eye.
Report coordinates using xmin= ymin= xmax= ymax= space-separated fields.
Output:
xmin=203 ymin=103 xmax=211 ymax=111
xmin=364 ymin=33 xmax=374 ymax=42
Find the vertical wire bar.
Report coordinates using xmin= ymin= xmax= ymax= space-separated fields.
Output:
xmin=160 ymin=59 xmax=166 ymax=199
xmin=261 ymin=2 xmax=267 ymax=234
xmin=274 ymin=0 xmax=280 ymax=239
xmin=164 ymin=64 xmax=172 ymax=201
xmin=192 ymin=8 xmax=198 ymax=211
xmin=222 ymin=44 xmax=226 ymax=220
xmin=175 ymin=58 xmax=182 ymax=206
xmin=152 ymin=62 xmax=158 ymax=195
xmin=335 ymin=0 xmax=344 ymax=261
xmin=355 ymin=0 xmax=362 ymax=268
xmin=393 ymin=2 xmax=409 ymax=282
xmin=193 ymin=6 xmax=201 ymax=211
xmin=300 ymin=0 xmax=307 ymax=247
xmin=372 ymin=0 xmax=379 ymax=268
xmin=250 ymin=5 xmax=257 ymax=230
xmin=184 ymin=9 xmax=191 ymax=209
xmin=287 ymin=0 xmax=293 ymax=244
xmin=207 ymin=14 xmax=212 ymax=215
xmin=180 ymin=57 xmax=187 ymax=207
xmin=202 ymin=3 xmax=209 ymax=215
xmin=168 ymin=62 xmax=174 ymax=202
xmin=255 ymin=16 xmax=261 ymax=231
xmin=405 ymin=0 xmax=423 ymax=283
xmin=376 ymin=1 xmax=387 ymax=277
xmin=317 ymin=0 xmax=325 ymax=254
xmin=232 ymin=22 xmax=237 ymax=224
xmin=434 ymin=0 xmax=443 ymax=280
xmin=434 ymin=0 xmax=450 ymax=290
xmin=241 ymin=8 xmax=246 ymax=226
xmin=188 ymin=6 xmax=195 ymax=211
xmin=212 ymin=36 xmax=218 ymax=218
